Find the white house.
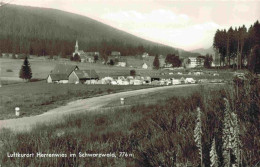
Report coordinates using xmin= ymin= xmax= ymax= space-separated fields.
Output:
xmin=142 ymin=52 xmax=149 ymax=58
xmin=185 ymin=78 xmax=196 ymax=84
xmin=142 ymin=63 xmax=148 ymax=69
xmin=47 ymin=74 xmax=68 ymax=83
xmin=185 ymin=57 xmax=204 ymax=68
xmin=133 ymin=80 xmax=142 ymax=85
xmin=117 ymin=62 xmax=126 ymax=67
xmin=172 ymin=79 xmax=181 ymax=85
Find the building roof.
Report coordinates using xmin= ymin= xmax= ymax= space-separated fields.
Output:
xmin=48 ymin=74 xmax=68 ymax=81
xmin=74 ymin=70 xmax=99 ymax=79
xmin=111 ymin=51 xmax=121 ymax=56
xmin=85 ymin=52 xmax=98 ymax=56
xmin=51 ymin=64 xmax=78 ymax=76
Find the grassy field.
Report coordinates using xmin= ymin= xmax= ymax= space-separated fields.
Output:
xmin=0 ymin=57 xmax=237 ymax=82
xmin=0 ymin=57 xmax=160 ymax=81
xmin=0 ymin=57 xmax=239 ymax=96
xmin=0 ymin=83 xmax=223 ymax=167
xmin=103 ymin=84 xmax=225 ymax=108
xmin=0 ymin=81 xmax=155 ymax=119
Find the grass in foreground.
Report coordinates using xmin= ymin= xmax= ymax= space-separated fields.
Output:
xmin=0 ymin=77 xmax=259 ymax=166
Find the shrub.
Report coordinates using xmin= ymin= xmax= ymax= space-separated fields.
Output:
xmin=130 ymin=70 xmax=136 ymax=76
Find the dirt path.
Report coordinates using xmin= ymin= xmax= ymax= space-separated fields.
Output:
xmin=0 ymin=84 xmax=199 ymax=132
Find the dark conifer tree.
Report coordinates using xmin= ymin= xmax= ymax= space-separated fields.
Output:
xmin=73 ymin=53 xmax=81 ymax=62
xmin=248 ymin=45 xmax=260 ymax=73
xmin=204 ymin=54 xmax=213 ymax=68
xmin=19 ymin=56 xmax=32 ymax=81
xmin=153 ymin=54 xmax=160 ymax=69
xmin=130 ymin=70 xmax=136 ymax=76
xmin=109 ymin=59 xmax=114 ymax=66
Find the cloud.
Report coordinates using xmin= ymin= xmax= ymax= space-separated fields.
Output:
xmin=102 ymin=9 xmax=220 ymax=50
xmin=102 ymin=9 xmax=191 ymax=28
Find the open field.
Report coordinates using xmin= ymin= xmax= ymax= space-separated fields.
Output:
xmin=0 ymin=57 xmax=161 ymax=81
xmin=104 ymin=83 xmax=225 ymax=108
xmin=0 ymin=79 xmax=258 ymax=166
xmin=0 ymin=57 xmax=237 ymax=82
xmin=0 ymin=81 xmax=155 ymax=119
xmin=0 ymin=84 xmax=202 ymax=132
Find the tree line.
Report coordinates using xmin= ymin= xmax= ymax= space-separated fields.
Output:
xmin=213 ymin=20 xmax=260 ymax=72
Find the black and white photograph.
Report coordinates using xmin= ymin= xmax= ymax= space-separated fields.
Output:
xmin=0 ymin=0 xmax=259 ymax=166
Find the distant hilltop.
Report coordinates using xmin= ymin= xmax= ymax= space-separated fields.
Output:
xmin=190 ymin=46 xmax=215 ymax=56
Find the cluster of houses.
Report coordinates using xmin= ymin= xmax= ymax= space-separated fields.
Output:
xmin=47 ymin=64 xmax=224 ymax=86
xmin=1 ymin=53 xmax=29 ymax=59
xmin=71 ymin=40 xmax=210 ymax=70
xmin=71 ymin=40 xmax=151 ymax=69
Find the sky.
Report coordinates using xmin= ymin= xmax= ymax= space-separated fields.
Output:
xmin=10 ymin=0 xmax=260 ymax=51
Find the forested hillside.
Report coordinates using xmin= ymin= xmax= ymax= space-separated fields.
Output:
xmin=0 ymin=4 xmax=195 ymax=57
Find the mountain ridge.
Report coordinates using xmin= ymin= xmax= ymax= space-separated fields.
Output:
xmin=0 ymin=4 xmax=200 ymax=57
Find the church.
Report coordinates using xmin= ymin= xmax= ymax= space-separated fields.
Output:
xmin=72 ymin=40 xmax=85 ymax=57
xmin=72 ymin=40 xmax=99 ymax=63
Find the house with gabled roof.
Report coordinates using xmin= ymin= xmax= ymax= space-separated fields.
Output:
xmin=47 ymin=64 xmax=79 ymax=83
xmin=142 ymin=52 xmax=149 ymax=58
xmin=68 ymin=70 xmax=99 ymax=83
xmin=47 ymin=74 xmax=68 ymax=83
xmin=111 ymin=51 xmax=121 ymax=58
xmin=142 ymin=63 xmax=148 ymax=69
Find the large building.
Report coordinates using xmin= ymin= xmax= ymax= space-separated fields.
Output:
xmin=73 ymin=40 xmax=81 ymax=56
xmin=185 ymin=57 xmax=204 ymax=68
xmin=68 ymin=70 xmax=99 ymax=83
xmin=72 ymin=40 xmax=87 ymax=56
xmin=47 ymin=64 xmax=79 ymax=83
xmin=72 ymin=40 xmax=100 ymax=63
xmin=47 ymin=64 xmax=98 ymax=84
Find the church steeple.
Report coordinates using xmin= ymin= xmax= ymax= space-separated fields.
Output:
xmin=75 ymin=40 xmax=79 ymax=53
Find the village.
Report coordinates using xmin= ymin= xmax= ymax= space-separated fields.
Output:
xmin=45 ymin=40 xmax=225 ymax=86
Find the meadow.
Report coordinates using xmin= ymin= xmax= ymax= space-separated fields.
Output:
xmin=0 ymin=74 xmax=259 ymax=167
xmin=0 ymin=57 xmax=236 ymax=120
xmin=0 ymin=81 xmax=154 ymax=119
xmin=0 ymin=57 xmax=160 ymax=81
xmin=0 ymin=56 xmax=236 ymax=94
xmin=103 ymin=84 xmax=225 ymax=108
